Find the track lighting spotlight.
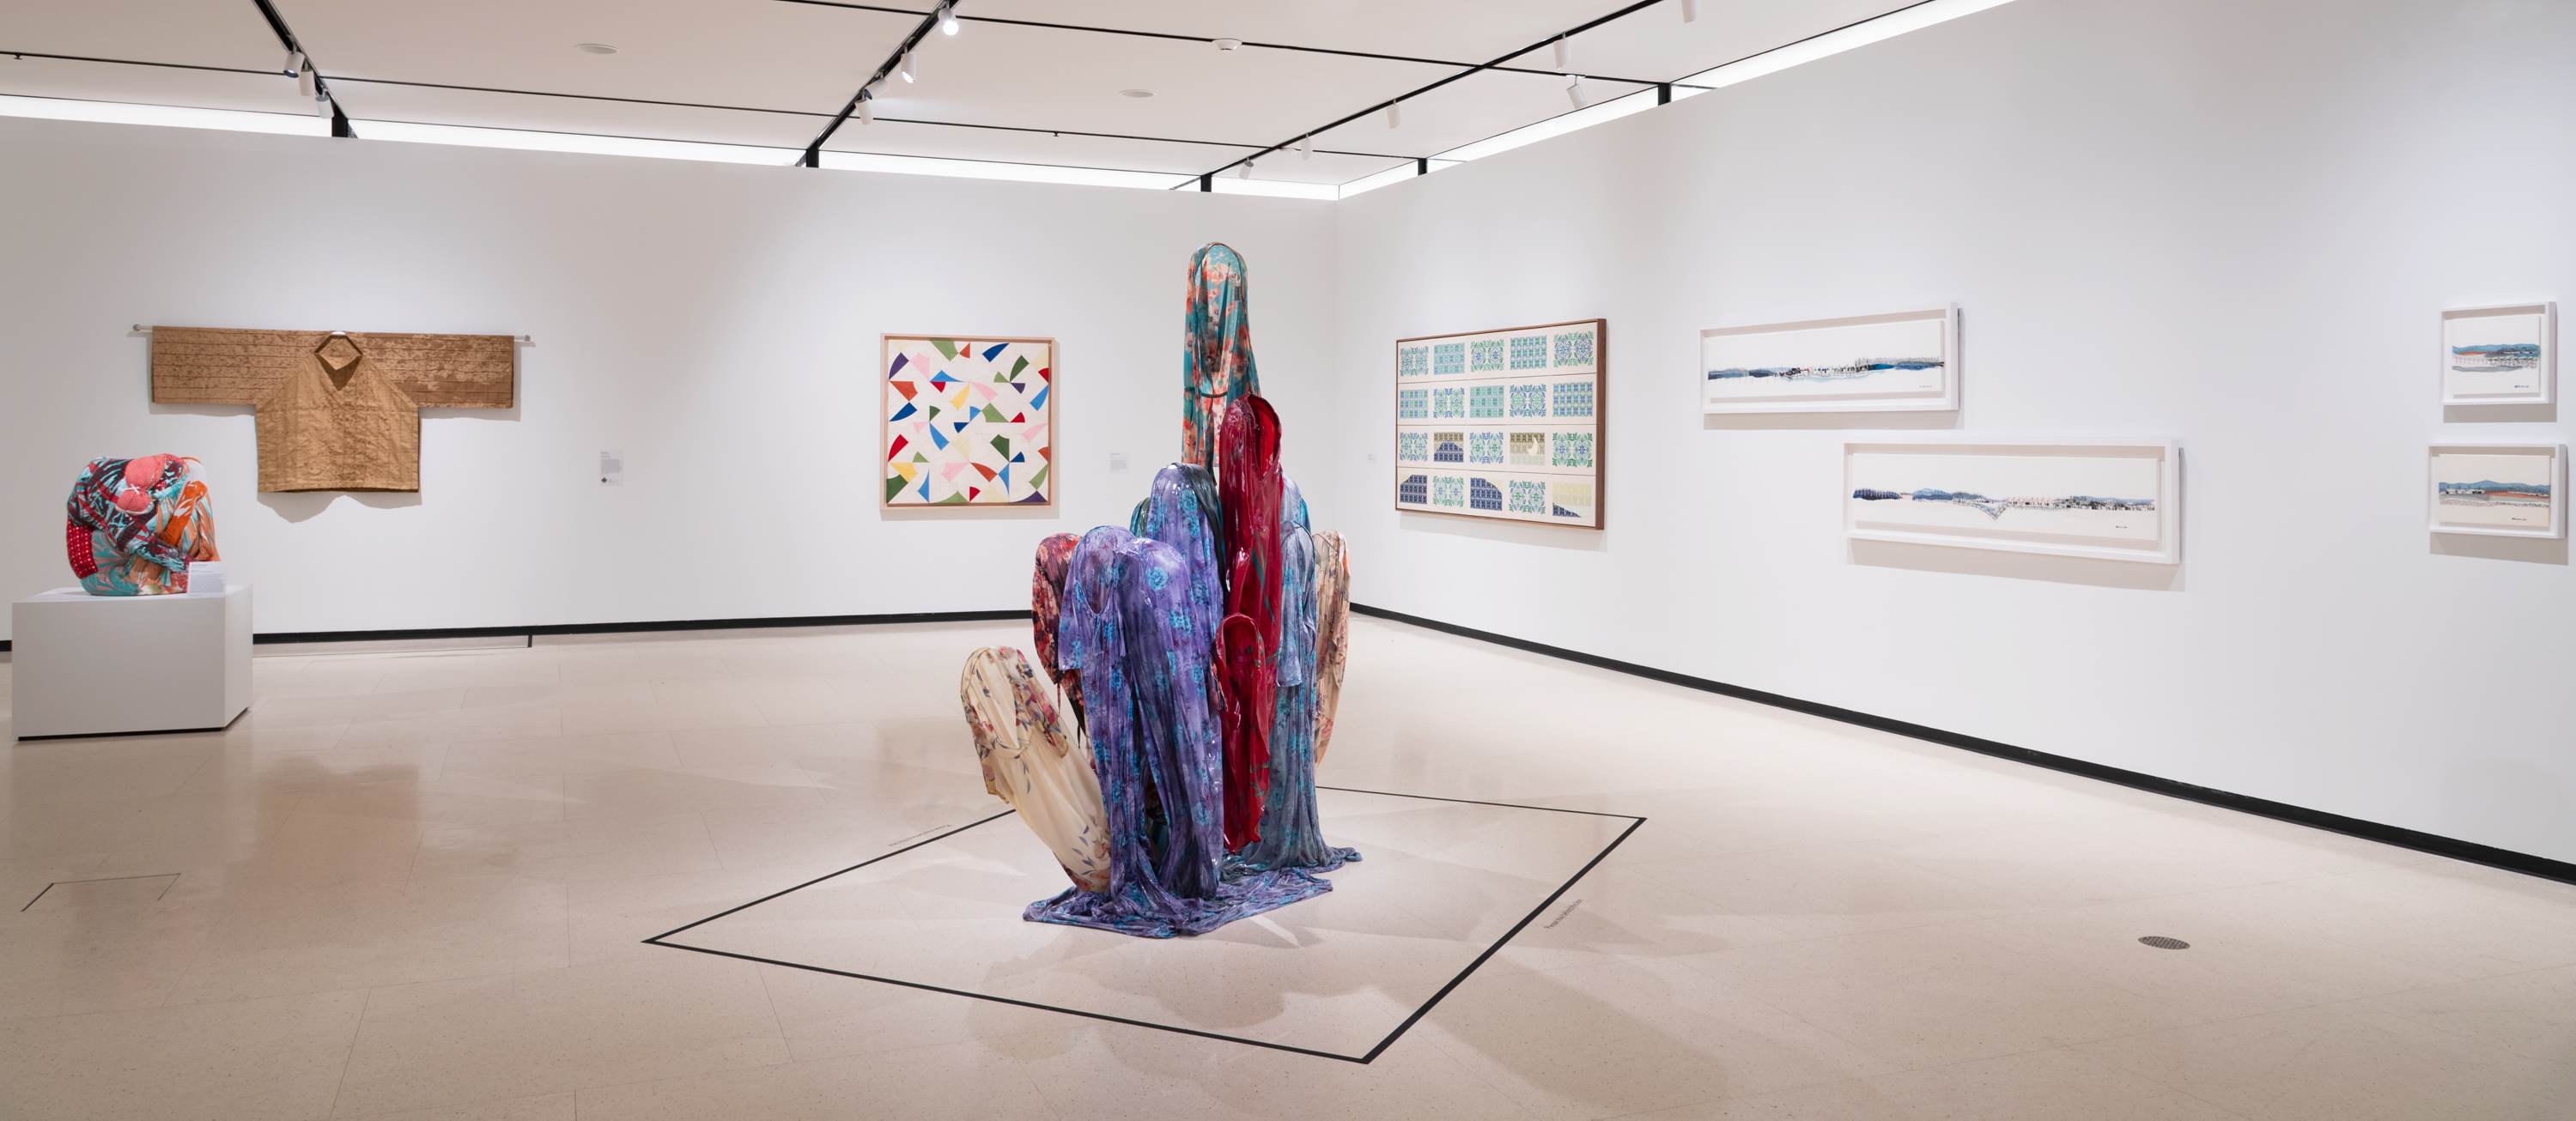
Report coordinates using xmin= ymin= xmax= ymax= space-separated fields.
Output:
xmin=899 ymin=51 xmax=916 ymax=82
xmin=1567 ymin=76 xmax=1586 ymax=108
xmin=859 ymin=91 xmax=873 ymax=124
xmin=1387 ymin=102 xmax=1401 ymax=128
xmin=1238 ymin=161 xmax=1253 ymax=180
xmin=1681 ymin=0 xmax=1700 ymax=21
xmin=1553 ymin=36 xmax=1571 ymax=71
xmin=283 ymin=51 xmax=303 ymax=77
xmin=313 ymin=93 xmax=331 ymax=118
xmin=297 ymin=65 xmax=316 ymax=99
xmin=939 ymin=3 xmax=958 ymax=35
xmin=1297 ymin=135 xmax=1311 ymax=160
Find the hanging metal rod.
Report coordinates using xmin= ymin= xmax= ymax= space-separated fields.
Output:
xmin=247 ymin=0 xmax=352 ymax=137
xmin=1195 ymin=0 xmax=1682 ymax=184
xmin=770 ymin=0 xmax=1683 ymax=87
xmin=1 ymin=50 xmax=1413 ymax=161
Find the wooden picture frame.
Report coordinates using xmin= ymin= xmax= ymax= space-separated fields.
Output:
xmin=879 ymin=335 xmax=1056 ymax=509
xmin=1392 ymin=319 xmax=1605 ymax=529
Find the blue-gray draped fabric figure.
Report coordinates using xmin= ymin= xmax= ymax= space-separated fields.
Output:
xmin=1027 ymin=525 xmax=1332 ymax=936
xmin=1230 ymin=477 xmax=1361 ymax=874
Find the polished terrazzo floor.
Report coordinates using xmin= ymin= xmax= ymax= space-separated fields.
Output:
xmin=3 ymin=617 xmax=2571 ymax=1120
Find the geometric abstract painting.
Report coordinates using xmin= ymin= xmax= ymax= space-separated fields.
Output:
xmin=881 ymin=336 xmax=1054 ymax=507
xmin=1394 ymin=318 xmax=1604 ymax=529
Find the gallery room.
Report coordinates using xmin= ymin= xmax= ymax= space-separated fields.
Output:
xmin=2 ymin=0 xmax=2570 ymax=1117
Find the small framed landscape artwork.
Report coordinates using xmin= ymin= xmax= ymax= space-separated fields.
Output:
xmin=880 ymin=335 xmax=1054 ymax=508
xmin=1844 ymin=439 xmax=2180 ymax=563
xmin=2440 ymin=303 xmax=2555 ymax=406
xmin=2427 ymin=444 xmax=2563 ymax=539
xmin=1703 ymin=306 xmax=1957 ymax=414
xmin=1393 ymin=318 xmax=1604 ymax=529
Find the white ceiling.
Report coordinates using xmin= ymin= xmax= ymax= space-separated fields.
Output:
xmin=4 ymin=0 xmax=1923 ymax=184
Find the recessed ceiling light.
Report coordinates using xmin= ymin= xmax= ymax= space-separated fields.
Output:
xmin=1213 ymin=39 xmax=1242 ymax=52
xmin=575 ymin=43 xmax=618 ymax=54
xmin=1119 ymin=88 xmax=1154 ymax=99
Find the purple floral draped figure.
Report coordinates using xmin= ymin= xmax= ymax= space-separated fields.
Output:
xmin=1231 ymin=477 xmax=1361 ymax=874
xmin=1026 ymin=526 xmax=1331 ymax=937
xmin=1181 ymin=244 xmax=1259 ymax=469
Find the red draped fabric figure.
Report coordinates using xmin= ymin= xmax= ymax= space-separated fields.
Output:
xmin=1031 ymin=533 xmax=1085 ymax=728
xmin=1214 ymin=394 xmax=1284 ymax=851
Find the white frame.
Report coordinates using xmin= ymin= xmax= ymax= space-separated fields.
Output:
xmin=1702 ymin=305 xmax=1959 ymax=414
xmin=1844 ymin=438 xmax=2181 ymax=563
xmin=2439 ymin=302 xmax=2555 ymax=406
xmin=2427 ymin=443 xmax=2565 ymax=539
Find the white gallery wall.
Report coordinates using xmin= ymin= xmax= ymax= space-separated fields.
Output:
xmin=1326 ymin=0 xmax=2576 ymax=863
xmin=3 ymin=0 xmax=2571 ymax=867
xmin=0 ymin=117 xmax=1336 ymax=637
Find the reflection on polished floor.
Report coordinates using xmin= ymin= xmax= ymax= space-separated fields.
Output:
xmin=3 ymin=617 xmax=2573 ymax=1120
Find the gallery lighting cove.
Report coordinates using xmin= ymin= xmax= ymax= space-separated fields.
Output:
xmin=574 ymin=43 xmax=617 ymax=55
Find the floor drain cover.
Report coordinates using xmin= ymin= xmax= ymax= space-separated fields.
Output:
xmin=2138 ymin=936 xmax=2190 ymax=949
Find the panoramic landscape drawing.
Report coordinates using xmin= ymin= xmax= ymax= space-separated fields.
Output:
xmin=1704 ymin=315 xmax=1947 ymax=403
xmin=2442 ymin=312 xmax=2546 ymax=398
xmin=2433 ymin=451 xmax=2556 ymax=531
xmin=1847 ymin=450 xmax=2164 ymax=544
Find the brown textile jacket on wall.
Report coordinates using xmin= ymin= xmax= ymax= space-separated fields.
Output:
xmin=149 ymin=327 xmax=514 ymax=493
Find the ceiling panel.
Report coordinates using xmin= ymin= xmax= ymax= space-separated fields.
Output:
xmin=0 ymin=56 xmax=326 ymax=118
xmin=330 ymin=83 xmax=825 ymax=151
xmin=821 ymin=119 xmax=1405 ymax=183
xmin=957 ymin=0 xmax=1640 ymax=70
xmin=280 ymin=0 xmax=908 ymax=113
xmin=1495 ymin=0 xmax=1923 ymax=82
xmin=4 ymin=0 xmax=287 ymax=70
xmin=3 ymin=0 xmax=1957 ymax=186
xmin=848 ymin=18 xmax=1448 ymax=161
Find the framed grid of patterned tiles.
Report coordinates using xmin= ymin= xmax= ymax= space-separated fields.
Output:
xmin=1394 ymin=319 xmax=1603 ymax=529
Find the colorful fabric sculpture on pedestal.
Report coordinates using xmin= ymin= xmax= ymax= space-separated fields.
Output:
xmin=1181 ymin=244 xmax=1259 ymax=468
xmin=1024 ymin=526 xmax=1330 ymax=937
xmin=1231 ymin=479 xmax=1361 ymax=874
xmin=961 ymin=647 xmax=1111 ymax=893
xmin=1312 ymin=530 xmax=1353 ymax=761
xmin=64 ymin=455 xmax=220 ymax=596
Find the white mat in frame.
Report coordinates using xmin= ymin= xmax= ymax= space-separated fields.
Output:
xmin=2440 ymin=303 xmax=2555 ymax=407
xmin=1845 ymin=438 xmax=2181 ymax=564
xmin=1703 ymin=306 xmax=1959 ymax=414
xmin=2428 ymin=444 xmax=2564 ymax=539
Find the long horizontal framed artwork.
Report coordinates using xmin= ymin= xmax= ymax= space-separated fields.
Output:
xmin=2440 ymin=302 xmax=2555 ymax=406
xmin=1393 ymin=318 xmax=1604 ymax=529
xmin=2427 ymin=443 xmax=2563 ymax=539
xmin=1703 ymin=306 xmax=1958 ymax=414
xmin=1845 ymin=438 xmax=2180 ymax=563
xmin=880 ymin=335 xmax=1054 ymax=508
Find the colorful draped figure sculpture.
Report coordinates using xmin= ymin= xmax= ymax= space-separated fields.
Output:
xmin=1312 ymin=530 xmax=1353 ymax=761
xmin=1181 ymin=244 xmax=1259 ymax=468
xmin=1030 ymin=533 xmax=1084 ymax=727
xmin=1214 ymin=395 xmax=1285 ymax=851
xmin=65 ymin=455 xmax=219 ymax=596
xmin=1232 ymin=480 xmax=1361 ymax=874
xmin=960 ymin=647 xmax=1111 ymax=892
xmin=1022 ymin=526 xmax=1331 ymax=937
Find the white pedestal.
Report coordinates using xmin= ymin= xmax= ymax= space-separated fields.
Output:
xmin=11 ymin=585 xmax=252 ymax=739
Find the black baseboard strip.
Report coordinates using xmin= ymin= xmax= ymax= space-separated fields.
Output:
xmin=252 ymin=609 xmax=1032 ymax=645
xmin=1349 ymin=602 xmax=2576 ymax=888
